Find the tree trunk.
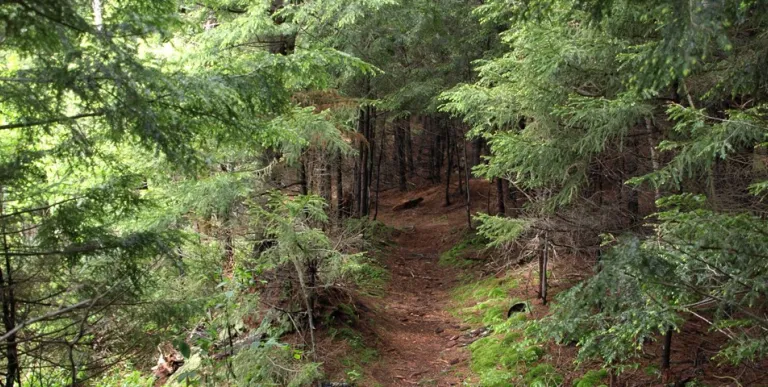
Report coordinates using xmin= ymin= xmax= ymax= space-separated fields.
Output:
xmin=472 ymin=137 xmax=484 ymax=168
xmin=662 ymin=328 xmax=673 ymax=370
xmin=360 ymin=106 xmax=372 ymax=217
xmin=92 ymin=0 xmax=103 ymax=31
xmin=625 ymin=136 xmax=639 ymax=223
xmin=396 ymin=118 xmax=408 ymax=191
xmin=321 ymin=159 xmax=332 ymax=205
xmin=336 ymin=153 xmax=343 ymax=222
xmin=268 ymin=0 xmax=296 ymax=55
xmin=373 ymin=132 xmax=384 ymax=221
xmin=463 ymin=133 xmax=472 ymax=230
xmin=456 ymin=128 xmax=464 ymax=196
xmin=405 ymin=118 xmax=414 ymax=176
xmin=540 ymin=231 xmax=549 ymax=305
xmin=433 ymin=117 xmax=443 ymax=183
xmin=355 ymin=108 xmax=364 ymax=217
xmin=367 ymin=107 xmax=376 ymax=208
xmin=496 ymin=178 xmax=505 ymax=216
xmin=507 ymin=181 xmax=517 ymax=217
xmin=444 ymin=124 xmax=453 ymax=206
xmin=0 ymin=187 xmax=19 ymax=387
xmin=299 ymin=158 xmax=308 ymax=195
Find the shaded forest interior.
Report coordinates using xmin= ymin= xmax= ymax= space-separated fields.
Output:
xmin=0 ymin=0 xmax=767 ymax=386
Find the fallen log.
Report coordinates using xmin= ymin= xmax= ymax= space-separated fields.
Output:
xmin=392 ymin=197 xmax=424 ymax=211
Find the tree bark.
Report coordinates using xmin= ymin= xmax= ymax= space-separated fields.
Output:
xmin=540 ymin=231 xmax=549 ymax=305
xmin=456 ymin=126 xmax=464 ymax=196
xmin=405 ymin=118 xmax=414 ymax=176
xmin=299 ymin=158 xmax=308 ymax=196
xmin=507 ymin=181 xmax=517 ymax=217
xmin=355 ymin=108 xmax=364 ymax=217
xmin=0 ymin=187 xmax=19 ymax=387
xmin=336 ymin=153 xmax=343 ymax=222
xmin=373 ymin=133 xmax=384 ymax=221
xmin=444 ymin=124 xmax=453 ymax=206
xmin=472 ymin=137 xmax=484 ymax=168
xmin=367 ymin=107 xmax=376 ymax=208
xmin=496 ymin=178 xmax=505 ymax=216
xmin=661 ymin=328 xmax=673 ymax=370
xmin=463 ymin=134 xmax=472 ymax=230
xmin=321 ymin=158 xmax=332 ymax=212
xmin=396 ymin=118 xmax=408 ymax=191
xmin=360 ymin=105 xmax=371 ymax=217
xmin=625 ymin=136 xmax=639 ymax=223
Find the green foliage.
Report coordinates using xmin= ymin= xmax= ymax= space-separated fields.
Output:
xmin=473 ymin=214 xmax=529 ymax=248
xmin=444 ymin=0 xmax=768 ymax=376
xmin=439 ymin=232 xmax=487 ymax=267
xmin=330 ymin=327 xmax=378 ymax=384
xmin=543 ymin=195 xmax=768 ymax=365
xmin=230 ymin=343 xmax=322 ymax=387
xmin=572 ymin=369 xmax=608 ymax=387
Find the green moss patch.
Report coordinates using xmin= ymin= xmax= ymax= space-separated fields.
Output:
xmin=439 ymin=232 xmax=487 ymax=267
xmin=450 ymin=274 xmax=563 ymax=386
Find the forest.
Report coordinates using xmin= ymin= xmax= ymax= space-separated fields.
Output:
xmin=1 ymin=0 xmax=767 ymax=386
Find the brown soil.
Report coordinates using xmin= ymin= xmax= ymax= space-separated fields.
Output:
xmin=359 ymin=182 xmax=486 ymax=386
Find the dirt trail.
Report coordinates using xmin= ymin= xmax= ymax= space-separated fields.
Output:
xmin=361 ymin=183 xmax=484 ymax=386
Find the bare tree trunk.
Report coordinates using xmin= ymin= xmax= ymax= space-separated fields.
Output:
xmin=0 ymin=187 xmax=19 ymax=387
xmin=540 ymin=231 xmax=549 ymax=305
xmin=463 ymin=134 xmax=472 ymax=230
xmin=290 ymin=258 xmax=316 ymax=361
xmin=433 ymin=116 xmax=443 ymax=183
xmin=661 ymin=328 xmax=673 ymax=370
xmin=396 ymin=119 xmax=407 ymax=191
xmin=361 ymin=106 xmax=371 ymax=217
xmin=355 ymin=108 xmax=364 ymax=217
xmin=367 ymin=107 xmax=376 ymax=211
xmin=405 ymin=118 xmax=414 ymax=176
xmin=444 ymin=124 xmax=453 ymax=206
xmin=321 ymin=159 xmax=332 ymax=205
xmin=299 ymin=158 xmax=308 ymax=196
xmin=373 ymin=132 xmax=384 ymax=221
xmin=336 ymin=153 xmax=343 ymax=222
xmin=496 ymin=178 xmax=505 ymax=216
xmin=625 ymin=136 xmax=639 ymax=223
xmin=472 ymin=137 xmax=484 ymax=168
xmin=456 ymin=126 xmax=464 ymax=196
xmin=427 ymin=117 xmax=436 ymax=182
xmin=507 ymin=181 xmax=517 ymax=217
xmin=92 ymin=0 xmax=103 ymax=31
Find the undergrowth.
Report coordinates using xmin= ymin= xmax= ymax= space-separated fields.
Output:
xmin=439 ymin=232 xmax=487 ymax=267
xmin=451 ymin=275 xmax=563 ymax=386
xmin=329 ymin=327 xmax=379 ymax=384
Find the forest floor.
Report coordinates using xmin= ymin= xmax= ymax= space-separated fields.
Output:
xmin=318 ymin=180 xmax=768 ymax=386
xmin=321 ymin=180 xmax=491 ymax=386
xmin=362 ymin=182 xmax=481 ymax=386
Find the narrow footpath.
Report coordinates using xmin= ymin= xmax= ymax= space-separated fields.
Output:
xmin=363 ymin=184 xmax=483 ymax=386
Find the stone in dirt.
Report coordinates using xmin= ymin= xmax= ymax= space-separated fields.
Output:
xmin=392 ymin=197 xmax=424 ymax=211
